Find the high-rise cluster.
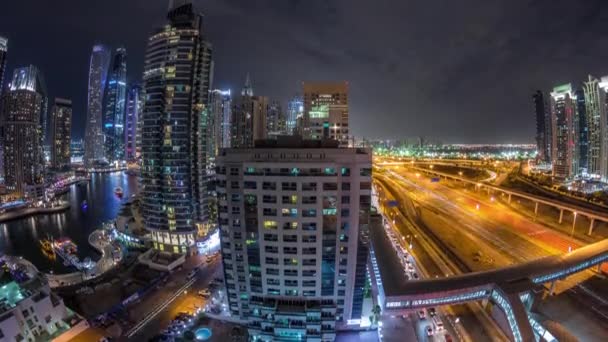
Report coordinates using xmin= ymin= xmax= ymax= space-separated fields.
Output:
xmin=535 ymin=76 xmax=608 ymax=181
xmin=50 ymin=98 xmax=72 ymax=170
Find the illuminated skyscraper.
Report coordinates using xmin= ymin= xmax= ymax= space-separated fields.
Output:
xmin=84 ymin=44 xmax=111 ymax=166
xmin=550 ymin=84 xmax=578 ymax=180
xmin=216 ymin=137 xmax=372 ymax=339
xmin=575 ymin=88 xmax=588 ymax=173
xmin=0 ymin=66 xmax=47 ymax=195
xmin=50 ymin=98 xmax=72 ymax=169
xmin=266 ymin=100 xmax=284 ymax=137
xmin=583 ymin=75 xmax=608 ymax=180
xmin=286 ymin=95 xmax=303 ymax=135
xmin=125 ymin=84 xmax=143 ymax=161
xmin=103 ymin=47 xmax=127 ymax=163
xmin=303 ymin=81 xmax=349 ymax=145
xmin=209 ymin=89 xmax=231 ymax=156
xmin=533 ymin=91 xmax=550 ymax=164
xmin=141 ymin=0 xmax=213 ymax=253
xmin=0 ymin=36 xmax=7 ymax=93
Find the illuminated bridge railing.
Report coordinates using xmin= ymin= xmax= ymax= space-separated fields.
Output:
xmin=386 ymin=289 xmax=491 ymax=309
xmin=532 ymin=253 xmax=608 ymax=284
xmin=491 ymin=290 xmax=523 ymax=342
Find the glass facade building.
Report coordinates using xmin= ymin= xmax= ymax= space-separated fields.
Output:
xmin=141 ymin=0 xmax=213 ymax=253
xmin=103 ymin=47 xmax=128 ymax=163
xmin=125 ymin=84 xmax=143 ymax=161
xmin=286 ymin=95 xmax=303 ymax=136
xmin=50 ymin=98 xmax=72 ymax=169
xmin=550 ymin=84 xmax=578 ymax=180
xmin=0 ymin=66 xmax=47 ymax=195
xmin=84 ymin=44 xmax=111 ymax=166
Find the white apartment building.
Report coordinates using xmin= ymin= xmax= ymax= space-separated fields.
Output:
xmin=216 ymin=137 xmax=372 ymax=341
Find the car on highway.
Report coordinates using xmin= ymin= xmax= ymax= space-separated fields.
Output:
xmin=426 ymin=326 xmax=433 ymax=336
xmin=198 ymin=289 xmax=211 ymax=298
xmin=417 ymin=310 xmax=426 ymax=320
xmin=428 ymin=308 xmax=436 ymax=317
xmin=187 ymin=269 xmax=198 ymax=280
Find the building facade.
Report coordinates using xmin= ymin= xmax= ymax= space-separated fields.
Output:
xmin=303 ymin=82 xmax=349 ymax=146
xmin=583 ymin=75 xmax=608 ymax=181
xmin=532 ymin=90 xmax=551 ymax=164
xmin=216 ymin=137 xmax=372 ymax=341
xmin=267 ymin=100 xmax=284 ymax=138
xmin=550 ymin=84 xmax=578 ymax=180
xmin=103 ymin=47 xmax=128 ymax=163
xmin=209 ymin=89 xmax=232 ymax=157
xmin=231 ymin=79 xmax=268 ymax=148
xmin=0 ymin=66 xmax=47 ymax=195
xmin=84 ymin=45 xmax=111 ymax=166
xmin=50 ymin=98 xmax=72 ymax=169
xmin=125 ymin=84 xmax=143 ymax=161
xmin=0 ymin=36 xmax=7 ymax=94
xmin=286 ymin=95 xmax=303 ymax=136
xmin=575 ymin=88 xmax=588 ymax=173
xmin=141 ymin=0 xmax=213 ymax=253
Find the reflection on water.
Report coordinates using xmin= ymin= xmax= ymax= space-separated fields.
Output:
xmin=0 ymin=172 xmax=138 ymax=273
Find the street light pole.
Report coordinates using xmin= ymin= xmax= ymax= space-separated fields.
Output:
xmin=571 ymin=212 xmax=577 ymax=237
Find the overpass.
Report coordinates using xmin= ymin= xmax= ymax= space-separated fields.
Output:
xmin=407 ymin=164 xmax=608 ymax=234
xmin=369 ymin=218 xmax=608 ymax=342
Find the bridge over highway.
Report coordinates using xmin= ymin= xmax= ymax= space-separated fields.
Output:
xmin=406 ymin=164 xmax=608 ymax=235
xmin=370 ymin=217 xmax=608 ymax=342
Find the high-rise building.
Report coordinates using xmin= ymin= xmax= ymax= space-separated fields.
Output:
xmin=583 ymin=75 xmax=608 ymax=180
xmin=0 ymin=36 xmax=7 ymax=93
xmin=266 ymin=100 xmax=284 ymax=137
xmin=216 ymin=137 xmax=372 ymax=340
xmin=231 ymin=76 xmax=268 ymax=148
xmin=575 ymin=88 xmax=588 ymax=173
xmin=125 ymin=84 xmax=143 ymax=161
xmin=0 ymin=66 xmax=47 ymax=195
xmin=550 ymin=84 xmax=578 ymax=180
xmin=103 ymin=47 xmax=128 ymax=163
xmin=286 ymin=95 xmax=303 ymax=135
xmin=533 ymin=90 xmax=551 ymax=164
xmin=209 ymin=89 xmax=231 ymax=157
xmin=50 ymin=98 xmax=72 ymax=169
xmin=303 ymin=81 xmax=349 ymax=145
xmin=84 ymin=44 xmax=111 ymax=166
xmin=141 ymin=0 xmax=213 ymax=254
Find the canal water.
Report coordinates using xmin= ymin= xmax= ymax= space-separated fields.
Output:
xmin=0 ymin=172 xmax=138 ymax=273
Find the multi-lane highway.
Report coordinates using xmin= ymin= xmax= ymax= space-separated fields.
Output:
xmin=373 ymin=159 xmax=608 ymax=341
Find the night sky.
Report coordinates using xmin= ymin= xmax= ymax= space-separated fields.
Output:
xmin=2 ymin=0 xmax=608 ymax=143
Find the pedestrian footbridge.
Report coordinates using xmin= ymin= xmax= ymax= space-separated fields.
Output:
xmin=369 ymin=221 xmax=608 ymax=342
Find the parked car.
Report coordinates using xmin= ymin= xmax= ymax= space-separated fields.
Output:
xmin=417 ymin=310 xmax=426 ymax=320
xmin=198 ymin=289 xmax=211 ymax=298
xmin=426 ymin=326 xmax=433 ymax=336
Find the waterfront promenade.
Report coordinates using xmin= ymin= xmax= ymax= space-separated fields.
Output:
xmin=0 ymin=200 xmax=70 ymax=223
xmin=4 ymin=226 xmax=123 ymax=288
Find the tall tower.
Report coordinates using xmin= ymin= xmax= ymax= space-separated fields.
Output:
xmin=141 ymin=0 xmax=213 ymax=254
xmin=266 ymin=100 xmax=284 ymax=137
xmin=50 ymin=98 xmax=72 ymax=169
xmin=231 ymin=76 xmax=268 ymax=148
xmin=303 ymin=81 xmax=349 ymax=145
xmin=532 ymin=91 xmax=550 ymax=164
xmin=0 ymin=66 xmax=46 ymax=195
xmin=216 ymin=138 xmax=372 ymax=339
xmin=84 ymin=44 xmax=111 ymax=166
xmin=550 ymin=84 xmax=578 ymax=180
xmin=0 ymin=36 xmax=7 ymax=94
xmin=583 ymin=75 xmax=608 ymax=180
xmin=103 ymin=47 xmax=128 ymax=163
xmin=286 ymin=95 xmax=303 ymax=135
xmin=209 ymin=89 xmax=232 ymax=157
xmin=575 ymin=88 xmax=588 ymax=174
xmin=125 ymin=84 xmax=143 ymax=161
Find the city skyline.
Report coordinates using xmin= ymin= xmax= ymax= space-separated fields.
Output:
xmin=4 ymin=1 xmax=608 ymax=143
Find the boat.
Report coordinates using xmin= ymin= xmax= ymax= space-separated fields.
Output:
xmin=114 ymin=187 xmax=124 ymax=197
xmin=39 ymin=238 xmax=56 ymax=260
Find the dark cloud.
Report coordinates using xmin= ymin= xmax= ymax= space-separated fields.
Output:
xmin=2 ymin=0 xmax=608 ymax=143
